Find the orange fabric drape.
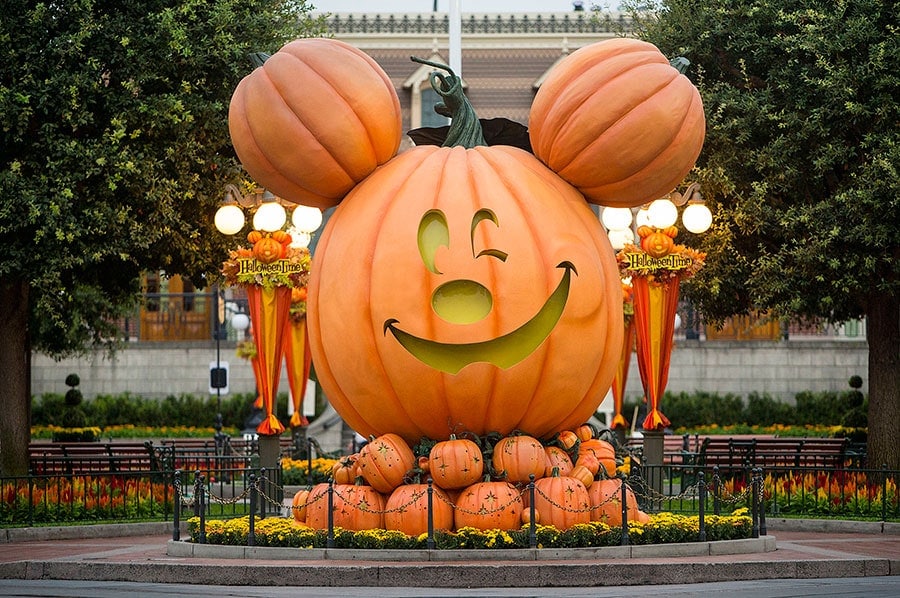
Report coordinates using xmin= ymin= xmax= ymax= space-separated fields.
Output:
xmin=245 ymin=285 xmax=292 ymax=436
xmin=632 ymin=276 xmax=680 ymax=431
xmin=284 ymin=316 xmax=312 ymax=428
xmin=610 ymin=318 xmax=635 ymax=430
xmin=249 ymin=353 xmax=264 ymax=410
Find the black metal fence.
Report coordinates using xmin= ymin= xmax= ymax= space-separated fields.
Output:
xmin=633 ymin=463 xmax=900 ymax=522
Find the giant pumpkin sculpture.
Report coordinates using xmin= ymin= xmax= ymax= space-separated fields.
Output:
xmin=229 ymin=37 xmax=706 ymax=533
xmin=228 ymin=38 xmax=402 ymax=209
xmin=529 ymin=38 xmax=705 ymax=208
xmin=306 ymin=59 xmax=624 ymax=443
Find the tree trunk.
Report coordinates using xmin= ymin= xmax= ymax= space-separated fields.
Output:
xmin=866 ymin=292 xmax=900 ymax=471
xmin=0 ymin=278 xmax=31 ymax=476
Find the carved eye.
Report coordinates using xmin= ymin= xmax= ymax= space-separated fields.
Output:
xmin=417 ymin=209 xmax=449 ymax=275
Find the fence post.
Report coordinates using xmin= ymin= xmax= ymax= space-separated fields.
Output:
xmin=326 ymin=480 xmax=335 ymax=549
xmin=172 ymin=470 xmax=181 ymax=541
xmin=307 ymin=438 xmax=314 ymax=485
xmin=712 ymin=466 xmax=720 ymax=516
xmin=528 ymin=474 xmax=537 ymax=549
xmin=196 ymin=473 xmax=206 ymax=544
xmin=248 ymin=473 xmax=257 ymax=547
xmin=27 ymin=476 xmax=34 ymax=527
xmin=192 ymin=470 xmax=202 ymax=517
xmin=426 ymin=478 xmax=436 ymax=550
xmin=620 ymin=476 xmax=630 ymax=546
xmin=258 ymin=467 xmax=267 ymax=519
xmin=697 ymin=472 xmax=706 ymax=542
xmin=758 ymin=467 xmax=767 ymax=536
xmin=882 ymin=464 xmax=889 ymax=523
xmin=751 ymin=469 xmax=759 ymax=539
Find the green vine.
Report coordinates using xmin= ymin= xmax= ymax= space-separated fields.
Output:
xmin=411 ymin=56 xmax=486 ymax=149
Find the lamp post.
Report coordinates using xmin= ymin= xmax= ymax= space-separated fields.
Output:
xmin=214 ymin=183 xmax=322 ymax=511
xmin=602 ymin=184 xmax=711 ymax=499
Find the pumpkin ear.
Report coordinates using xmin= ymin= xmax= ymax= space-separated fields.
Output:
xmin=229 ymin=38 xmax=402 ymax=209
xmin=529 ymin=38 xmax=705 ymax=209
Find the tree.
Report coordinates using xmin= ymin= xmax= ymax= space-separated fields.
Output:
xmin=0 ymin=1 xmax=326 ymax=474
xmin=623 ymin=0 xmax=899 ymax=469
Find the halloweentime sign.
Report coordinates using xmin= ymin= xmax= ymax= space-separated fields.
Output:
xmin=236 ymin=258 xmax=306 ymax=276
xmin=621 ymin=251 xmax=694 ymax=272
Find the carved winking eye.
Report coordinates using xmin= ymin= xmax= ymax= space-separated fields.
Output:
xmin=416 ymin=208 xmax=507 ymax=325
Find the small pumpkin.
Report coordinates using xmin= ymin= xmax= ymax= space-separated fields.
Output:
xmin=290 ymin=488 xmax=310 ymax=523
xmin=641 ymin=231 xmax=675 ymax=258
xmin=384 ymin=481 xmax=454 ymax=535
xmin=569 ymin=463 xmax=595 ymax=489
xmin=454 ymin=476 xmax=523 ymax=531
xmin=492 ymin=434 xmax=546 ymax=484
xmin=356 ymin=433 xmax=416 ymax=493
xmin=587 ymin=478 xmax=641 ymax=526
xmin=247 ymin=230 xmax=263 ymax=244
xmin=575 ymin=423 xmax=597 ymax=442
xmin=544 ymin=445 xmax=574 ymax=477
xmin=428 ymin=434 xmax=484 ymax=490
xmin=331 ymin=454 xmax=359 ymax=485
xmin=305 ymin=478 xmax=386 ymax=531
xmin=529 ymin=38 xmax=705 ymax=208
xmin=574 ymin=452 xmax=600 ymax=476
xmin=252 ymin=235 xmax=285 ymax=263
xmin=556 ymin=430 xmax=579 ymax=451
xmin=229 ymin=38 xmax=402 ymax=208
xmin=578 ymin=439 xmax=617 ymax=478
xmin=533 ymin=467 xmax=591 ymax=529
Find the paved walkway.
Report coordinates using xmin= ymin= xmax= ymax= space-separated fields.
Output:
xmin=0 ymin=520 xmax=897 ymax=587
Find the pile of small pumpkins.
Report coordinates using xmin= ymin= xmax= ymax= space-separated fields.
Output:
xmin=290 ymin=426 xmax=649 ymax=536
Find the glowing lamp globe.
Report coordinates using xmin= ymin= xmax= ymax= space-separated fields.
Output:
xmin=214 ymin=204 xmax=246 ymax=235
xmin=682 ymin=202 xmax=712 ymax=233
xmin=253 ymin=200 xmax=287 ymax=232
xmin=292 ymin=205 xmax=324 ymax=233
xmin=607 ymin=228 xmax=635 ymax=250
xmin=647 ymin=199 xmax=678 ymax=229
xmin=600 ymin=207 xmax=633 ymax=232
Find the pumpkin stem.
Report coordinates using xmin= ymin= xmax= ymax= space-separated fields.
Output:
xmin=410 ymin=56 xmax=486 ymax=149
xmin=669 ymin=56 xmax=691 ymax=74
xmin=249 ymin=52 xmax=269 ymax=69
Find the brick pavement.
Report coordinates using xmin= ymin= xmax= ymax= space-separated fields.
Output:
xmin=0 ymin=520 xmax=897 ymax=587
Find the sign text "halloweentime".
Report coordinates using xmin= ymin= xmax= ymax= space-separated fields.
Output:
xmin=622 ymin=252 xmax=693 ymax=272
xmin=237 ymin=258 xmax=305 ymax=275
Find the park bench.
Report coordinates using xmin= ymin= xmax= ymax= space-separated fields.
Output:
xmin=28 ymin=441 xmax=158 ymax=475
xmin=696 ymin=436 xmax=852 ymax=474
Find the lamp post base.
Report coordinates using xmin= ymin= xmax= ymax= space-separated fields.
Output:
xmin=642 ymin=430 xmax=665 ymax=510
xmin=258 ymin=435 xmax=283 ymax=516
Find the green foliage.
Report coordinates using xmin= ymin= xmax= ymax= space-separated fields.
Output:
xmin=624 ymin=389 xmax=868 ymax=432
xmin=624 ymin=0 xmax=900 ymax=324
xmin=0 ymin=2 xmax=327 ymax=357
xmin=32 ymin=392 xmax=262 ymax=431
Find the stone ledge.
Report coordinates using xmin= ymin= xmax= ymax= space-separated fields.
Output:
xmin=166 ymin=534 xmax=775 ymax=562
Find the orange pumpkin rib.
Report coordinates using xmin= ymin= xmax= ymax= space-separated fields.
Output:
xmin=284 ymin=39 xmax=402 ymax=167
xmin=529 ymin=38 xmax=661 ymax=148
xmin=577 ymin=99 xmax=706 ymax=206
xmin=534 ymin=52 xmax=669 ymax=165
xmin=241 ymin=67 xmax=356 ymax=197
xmin=228 ymin=83 xmax=342 ymax=208
xmin=264 ymin=52 xmax=376 ymax=183
xmin=542 ymin=191 xmax=625 ymax=434
xmin=560 ymin=74 xmax=702 ymax=183
xmin=547 ymin=63 xmax=679 ymax=174
xmin=309 ymin=150 xmax=454 ymax=440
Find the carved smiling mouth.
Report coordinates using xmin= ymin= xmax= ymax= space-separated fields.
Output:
xmin=383 ymin=262 xmax=576 ymax=374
